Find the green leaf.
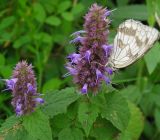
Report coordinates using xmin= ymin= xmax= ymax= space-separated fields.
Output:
xmin=0 ymin=16 xmax=16 ymax=31
xmin=0 ymin=115 xmax=20 ymax=135
xmin=13 ymin=35 xmax=31 ymax=49
xmin=57 ymin=1 xmax=71 ymax=13
xmin=61 ymin=12 xmax=74 ymax=21
xmin=0 ymin=66 xmax=12 ymax=78
xmin=0 ymin=53 xmax=5 ymax=66
xmin=90 ymin=119 xmax=118 ymax=140
xmin=101 ymin=92 xmax=130 ymax=131
xmin=117 ymin=0 xmax=129 ymax=6
xmin=23 ymin=110 xmax=52 ymax=140
xmin=52 ymin=114 xmax=71 ymax=129
xmin=144 ymin=43 xmax=160 ymax=74
xmin=155 ymin=108 xmax=160 ymax=131
xmin=33 ymin=3 xmax=46 ymax=23
xmin=33 ymin=32 xmax=52 ymax=44
xmin=72 ymin=3 xmax=85 ymax=16
xmin=78 ymin=100 xmax=99 ymax=136
xmin=4 ymin=128 xmax=33 ymax=140
xmin=42 ymin=87 xmax=80 ymax=118
xmin=112 ymin=5 xmax=148 ymax=20
xmin=42 ymin=78 xmax=62 ymax=93
xmin=119 ymin=102 xmax=144 ymax=140
xmin=58 ymin=128 xmax=83 ymax=140
xmin=0 ymin=116 xmax=30 ymax=140
xmin=146 ymin=0 xmax=156 ymax=26
xmin=119 ymin=85 xmax=141 ymax=104
xmin=45 ymin=16 xmax=61 ymax=26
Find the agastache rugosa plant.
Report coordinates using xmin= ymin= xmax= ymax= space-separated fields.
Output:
xmin=65 ymin=3 xmax=113 ymax=94
xmin=4 ymin=61 xmax=44 ymax=116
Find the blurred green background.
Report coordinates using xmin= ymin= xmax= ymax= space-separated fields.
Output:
xmin=0 ymin=0 xmax=160 ymax=139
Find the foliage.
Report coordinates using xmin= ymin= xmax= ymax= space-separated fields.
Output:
xmin=0 ymin=0 xmax=160 ymax=140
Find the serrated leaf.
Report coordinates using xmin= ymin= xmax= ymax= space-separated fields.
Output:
xmin=4 ymin=128 xmax=33 ymax=140
xmin=42 ymin=78 xmax=62 ymax=93
xmin=119 ymin=102 xmax=144 ymax=140
xmin=23 ymin=110 xmax=52 ymax=140
xmin=101 ymin=92 xmax=130 ymax=131
xmin=45 ymin=16 xmax=61 ymax=26
xmin=78 ymin=100 xmax=99 ymax=136
xmin=58 ymin=127 xmax=83 ymax=140
xmin=0 ymin=115 xmax=20 ymax=136
xmin=144 ymin=43 xmax=160 ymax=74
xmin=90 ymin=119 xmax=118 ymax=140
xmin=119 ymin=85 xmax=141 ymax=104
xmin=112 ymin=5 xmax=148 ymax=20
xmin=42 ymin=87 xmax=80 ymax=118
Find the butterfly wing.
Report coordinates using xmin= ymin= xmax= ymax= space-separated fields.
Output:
xmin=111 ymin=19 xmax=160 ymax=68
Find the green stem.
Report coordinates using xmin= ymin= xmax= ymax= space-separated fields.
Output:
xmin=136 ymin=60 xmax=144 ymax=91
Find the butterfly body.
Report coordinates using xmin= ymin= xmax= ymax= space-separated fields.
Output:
xmin=110 ymin=19 xmax=160 ymax=69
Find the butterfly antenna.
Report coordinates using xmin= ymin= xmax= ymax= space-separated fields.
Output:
xmin=62 ymin=72 xmax=71 ymax=78
xmin=110 ymin=8 xmax=117 ymax=13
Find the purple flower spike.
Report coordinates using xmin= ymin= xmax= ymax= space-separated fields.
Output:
xmin=4 ymin=61 xmax=44 ymax=116
xmin=6 ymin=78 xmax=18 ymax=90
xmin=85 ymin=50 xmax=91 ymax=62
xmin=70 ymin=36 xmax=84 ymax=44
xmin=35 ymin=98 xmax=44 ymax=104
xmin=106 ymin=67 xmax=113 ymax=75
xmin=81 ymin=83 xmax=88 ymax=94
xmin=65 ymin=3 xmax=113 ymax=94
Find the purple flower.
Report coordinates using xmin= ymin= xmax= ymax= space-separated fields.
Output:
xmin=70 ymin=36 xmax=85 ymax=44
xmin=65 ymin=3 xmax=113 ymax=94
xmin=105 ymin=10 xmax=111 ymax=16
xmin=106 ymin=67 xmax=113 ymax=75
xmin=85 ymin=50 xmax=91 ymax=62
xmin=81 ymin=84 xmax=88 ymax=94
xmin=27 ymin=83 xmax=37 ymax=94
xmin=104 ymin=76 xmax=111 ymax=84
xmin=102 ymin=45 xmax=112 ymax=57
xmin=35 ymin=98 xmax=44 ymax=104
xmin=4 ymin=61 xmax=44 ymax=116
xmin=5 ymin=78 xmax=18 ymax=90
xmin=67 ymin=53 xmax=81 ymax=64
xmin=96 ymin=69 xmax=103 ymax=82
xmin=65 ymin=66 xmax=78 ymax=75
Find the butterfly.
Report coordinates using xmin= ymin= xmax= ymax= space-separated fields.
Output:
xmin=109 ymin=19 xmax=160 ymax=69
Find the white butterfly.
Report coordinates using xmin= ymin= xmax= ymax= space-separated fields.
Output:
xmin=109 ymin=19 xmax=160 ymax=69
